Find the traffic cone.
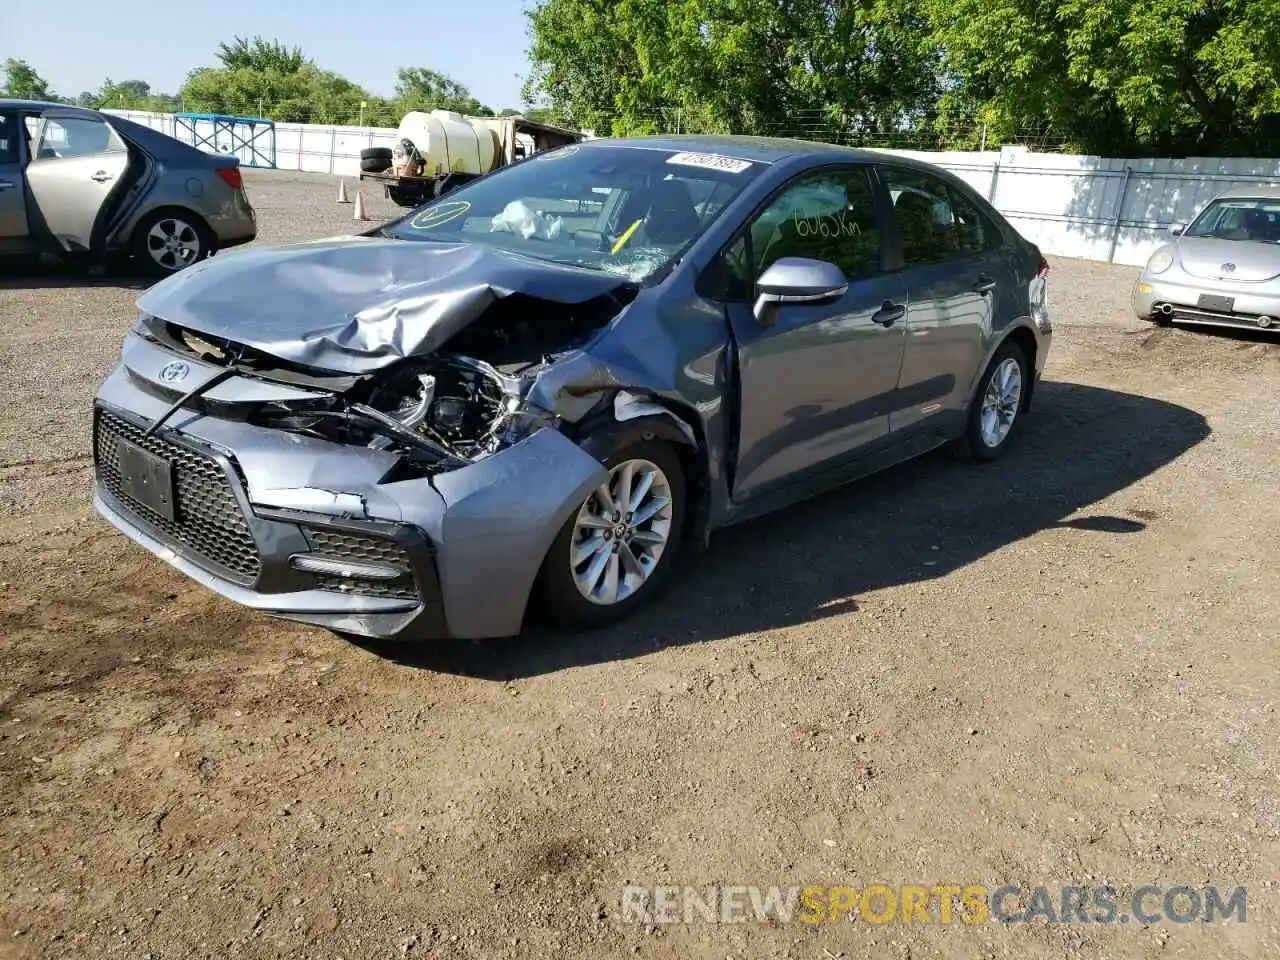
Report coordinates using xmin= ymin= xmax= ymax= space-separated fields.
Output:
xmin=337 ymin=179 xmax=350 ymax=203
xmin=352 ymin=190 xmax=368 ymax=221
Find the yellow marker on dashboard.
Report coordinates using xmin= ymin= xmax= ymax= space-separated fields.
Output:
xmin=612 ymin=219 xmax=642 ymax=255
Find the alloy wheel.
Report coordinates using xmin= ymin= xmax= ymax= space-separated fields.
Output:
xmin=979 ymin=356 xmax=1023 ymax=448
xmin=146 ymin=218 xmax=202 ymax=272
xmin=569 ymin=458 xmax=673 ymax=605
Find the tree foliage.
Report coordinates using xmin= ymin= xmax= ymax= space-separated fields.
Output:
xmin=1 ymin=59 xmax=60 ymax=102
xmin=216 ymin=36 xmax=308 ymax=74
xmin=395 ymin=68 xmax=493 ymax=115
xmin=925 ymin=0 xmax=1280 ymax=154
xmin=170 ymin=38 xmax=495 ymax=124
xmin=525 ymin=0 xmax=1280 ymax=155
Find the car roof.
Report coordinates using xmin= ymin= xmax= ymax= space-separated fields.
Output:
xmin=0 ymin=98 xmax=102 ymax=118
xmin=1213 ymin=184 xmax=1280 ymax=201
xmin=580 ymin=134 xmax=896 ymax=165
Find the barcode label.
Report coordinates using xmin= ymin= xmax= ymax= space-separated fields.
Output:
xmin=666 ymin=152 xmax=753 ymax=174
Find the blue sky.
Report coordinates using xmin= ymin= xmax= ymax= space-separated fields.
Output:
xmin=1 ymin=0 xmax=538 ymax=108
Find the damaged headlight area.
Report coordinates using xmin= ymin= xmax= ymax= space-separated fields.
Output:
xmin=249 ymin=353 xmax=558 ymax=469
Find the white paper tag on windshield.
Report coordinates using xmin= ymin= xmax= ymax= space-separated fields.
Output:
xmin=666 ymin=152 xmax=753 ymax=174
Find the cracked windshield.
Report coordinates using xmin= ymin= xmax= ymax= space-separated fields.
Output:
xmin=385 ymin=144 xmax=765 ymax=280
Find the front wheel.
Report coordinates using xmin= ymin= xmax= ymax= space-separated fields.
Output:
xmin=952 ymin=340 xmax=1029 ymax=462
xmin=539 ymin=439 xmax=686 ymax=629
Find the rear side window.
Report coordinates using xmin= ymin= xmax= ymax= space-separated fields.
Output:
xmin=882 ymin=166 xmax=1000 ymax=266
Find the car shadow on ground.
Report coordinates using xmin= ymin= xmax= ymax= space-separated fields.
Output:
xmin=0 ymin=262 xmax=155 ymax=290
xmin=349 ymin=379 xmax=1211 ymax=680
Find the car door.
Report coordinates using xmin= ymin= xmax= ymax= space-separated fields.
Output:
xmin=22 ymin=111 xmax=130 ymax=254
xmin=878 ymin=164 xmax=1004 ymax=433
xmin=0 ymin=111 xmax=31 ymax=253
xmin=719 ymin=164 xmax=909 ymax=502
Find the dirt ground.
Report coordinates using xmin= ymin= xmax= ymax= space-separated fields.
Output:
xmin=1 ymin=170 xmax=1278 ymax=960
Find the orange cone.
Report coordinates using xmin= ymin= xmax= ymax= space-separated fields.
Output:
xmin=353 ymin=191 xmax=368 ymax=221
xmin=337 ymin=179 xmax=350 ymax=203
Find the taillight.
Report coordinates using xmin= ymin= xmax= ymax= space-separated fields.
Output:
xmin=1038 ymin=255 xmax=1050 ymax=278
xmin=216 ymin=166 xmax=243 ymax=190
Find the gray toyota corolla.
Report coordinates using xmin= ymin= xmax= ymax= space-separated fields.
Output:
xmin=91 ymin=135 xmax=1053 ymax=641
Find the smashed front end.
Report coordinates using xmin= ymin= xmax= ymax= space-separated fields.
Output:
xmin=90 ymin=239 xmax=698 ymax=640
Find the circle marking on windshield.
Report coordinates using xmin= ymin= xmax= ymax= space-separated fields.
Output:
xmin=411 ymin=200 xmax=471 ymax=230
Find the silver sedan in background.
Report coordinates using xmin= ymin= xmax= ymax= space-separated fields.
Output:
xmin=1133 ymin=186 xmax=1280 ymax=335
xmin=0 ymin=99 xmax=256 ymax=276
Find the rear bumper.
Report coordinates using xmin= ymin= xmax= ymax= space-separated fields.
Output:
xmin=1132 ymin=274 xmax=1280 ymax=333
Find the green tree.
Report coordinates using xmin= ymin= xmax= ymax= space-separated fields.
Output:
xmin=394 ymin=67 xmax=492 ymax=114
xmin=523 ymin=0 xmax=942 ymax=140
xmin=925 ymin=0 xmax=1280 ymax=154
xmin=1 ymin=58 xmax=58 ymax=101
xmin=216 ymin=36 xmax=308 ymax=74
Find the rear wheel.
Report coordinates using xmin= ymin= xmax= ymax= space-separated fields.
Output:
xmin=539 ymin=439 xmax=686 ymax=629
xmin=131 ymin=209 xmax=212 ymax=277
xmin=952 ymin=339 xmax=1029 ymax=462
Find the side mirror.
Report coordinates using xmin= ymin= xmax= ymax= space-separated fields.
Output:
xmin=753 ymin=257 xmax=849 ymax=325
xmin=1168 ymin=223 xmax=1185 ymax=237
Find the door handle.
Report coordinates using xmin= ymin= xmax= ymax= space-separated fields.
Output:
xmin=872 ymin=301 xmax=905 ymax=327
xmin=0 ymin=180 xmax=15 ymax=191
xmin=90 ymin=171 xmax=114 ymax=183
xmin=973 ymin=275 xmax=997 ymax=294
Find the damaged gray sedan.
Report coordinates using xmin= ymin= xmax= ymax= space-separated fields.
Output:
xmin=91 ymin=136 xmax=1053 ymax=641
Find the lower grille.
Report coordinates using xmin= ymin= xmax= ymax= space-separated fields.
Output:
xmin=94 ymin=408 xmax=262 ymax=584
xmin=306 ymin=529 xmax=419 ymax=601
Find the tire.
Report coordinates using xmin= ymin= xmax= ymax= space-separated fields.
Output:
xmin=951 ymin=339 xmax=1029 ymax=462
xmin=360 ymin=156 xmax=392 ymax=174
xmin=130 ymin=208 xmax=213 ymax=278
xmin=360 ymin=147 xmax=393 ymax=162
xmin=387 ymin=186 xmax=421 ymax=208
xmin=538 ymin=439 xmax=686 ymax=630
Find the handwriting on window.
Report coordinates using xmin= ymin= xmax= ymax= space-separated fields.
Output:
xmin=793 ymin=210 xmax=862 ymax=239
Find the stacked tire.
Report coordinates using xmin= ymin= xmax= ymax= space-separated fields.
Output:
xmin=360 ymin=147 xmax=392 ymax=174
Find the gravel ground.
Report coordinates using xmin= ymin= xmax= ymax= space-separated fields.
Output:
xmin=1 ymin=169 xmax=1278 ymax=960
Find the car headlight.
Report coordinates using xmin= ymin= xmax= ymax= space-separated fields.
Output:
xmin=1146 ymin=249 xmax=1174 ymax=275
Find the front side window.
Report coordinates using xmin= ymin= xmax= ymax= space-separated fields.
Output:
xmin=383 ymin=144 xmax=766 ymax=282
xmin=883 ymin=167 xmax=997 ymax=266
xmin=747 ymin=167 xmax=884 ymax=282
xmin=1185 ymin=198 xmax=1280 ymax=243
xmin=31 ymin=117 xmax=125 ymax=161
xmin=0 ymin=114 xmax=16 ymax=164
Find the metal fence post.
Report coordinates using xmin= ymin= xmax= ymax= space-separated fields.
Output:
xmin=329 ymin=127 xmax=337 ymax=175
xmin=988 ymin=161 xmax=1001 ymax=204
xmin=1107 ymin=165 xmax=1134 ymax=263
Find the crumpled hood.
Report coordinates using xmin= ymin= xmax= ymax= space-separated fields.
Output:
xmin=135 ymin=236 xmax=633 ymax=375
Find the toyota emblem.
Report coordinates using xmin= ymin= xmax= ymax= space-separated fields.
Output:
xmin=1221 ymin=262 xmax=1236 ymax=274
xmin=158 ymin=360 xmax=190 ymax=383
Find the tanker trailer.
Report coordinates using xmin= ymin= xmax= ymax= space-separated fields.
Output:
xmin=359 ymin=110 xmax=583 ymax=208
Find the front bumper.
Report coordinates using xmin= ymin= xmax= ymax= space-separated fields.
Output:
xmin=90 ymin=356 xmax=607 ymax=641
xmin=1132 ymin=273 xmax=1280 ymax=333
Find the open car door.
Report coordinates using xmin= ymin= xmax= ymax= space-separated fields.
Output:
xmin=22 ymin=110 xmax=130 ymax=254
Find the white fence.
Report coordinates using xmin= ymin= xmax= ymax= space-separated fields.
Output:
xmin=104 ymin=109 xmax=1280 ymax=268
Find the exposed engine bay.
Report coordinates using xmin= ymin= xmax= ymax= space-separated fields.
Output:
xmin=233 ymin=351 xmax=558 ymax=469
xmin=138 ymin=284 xmax=640 ymax=469
xmin=123 ymin=239 xmax=688 ymax=474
